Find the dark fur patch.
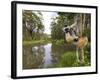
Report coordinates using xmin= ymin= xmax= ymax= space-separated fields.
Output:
xmin=65 ymin=28 xmax=70 ymax=33
xmin=74 ymin=38 xmax=79 ymax=42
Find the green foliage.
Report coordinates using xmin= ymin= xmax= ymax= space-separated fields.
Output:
xmin=23 ymin=39 xmax=51 ymax=45
xmin=52 ymin=39 xmax=65 ymax=45
xmin=23 ymin=10 xmax=44 ymax=40
xmin=82 ymin=27 xmax=91 ymax=41
xmin=51 ymin=12 xmax=91 ymax=42
xmin=51 ymin=12 xmax=77 ymax=40
xmin=58 ymin=51 xmax=91 ymax=67
xmin=59 ymin=52 xmax=76 ymax=67
xmin=58 ymin=12 xmax=76 ymax=25
xmin=84 ymin=42 xmax=91 ymax=64
xmin=51 ymin=19 xmax=64 ymax=40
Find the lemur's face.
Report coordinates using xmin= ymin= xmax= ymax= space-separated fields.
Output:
xmin=63 ymin=27 xmax=72 ymax=35
xmin=64 ymin=28 xmax=70 ymax=33
xmin=63 ymin=26 xmax=78 ymax=43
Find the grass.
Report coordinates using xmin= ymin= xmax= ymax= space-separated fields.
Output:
xmin=58 ymin=51 xmax=91 ymax=67
xmin=24 ymin=39 xmax=90 ymax=46
xmin=23 ymin=40 xmax=51 ymax=45
xmin=23 ymin=39 xmax=64 ymax=46
xmin=58 ymin=52 xmax=76 ymax=67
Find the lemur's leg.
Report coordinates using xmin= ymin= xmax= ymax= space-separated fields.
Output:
xmin=76 ymin=47 xmax=80 ymax=63
xmin=81 ymin=48 xmax=85 ymax=63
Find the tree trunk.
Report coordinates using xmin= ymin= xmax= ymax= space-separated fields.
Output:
xmin=82 ymin=14 xmax=86 ymax=33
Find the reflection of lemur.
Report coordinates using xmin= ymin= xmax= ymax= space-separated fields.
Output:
xmin=63 ymin=24 xmax=88 ymax=63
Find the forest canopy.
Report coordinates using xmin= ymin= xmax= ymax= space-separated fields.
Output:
xmin=51 ymin=12 xmax=91 ymax=41
xmin=22 ymin=10 xmax=91 ymax=42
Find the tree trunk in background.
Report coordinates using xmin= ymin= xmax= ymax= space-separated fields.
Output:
xmin=73 ymin=14 xmax=78 ymax=35
xmin=74 ymin=14 xmax=82 ymax=36
xmin=82 ymin=14 xmax=86 ymax=34
xmin=79 ymin=14 xmax=83 ymax=36
xmin=74 ymin=14 xmax=87 ymax=37
xmin=81 ymin=14 xmax=88 ymax=36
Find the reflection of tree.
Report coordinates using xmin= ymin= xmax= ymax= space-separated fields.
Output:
xmin=23 ymin=45 xmax=45 ymax=69
xmin=33 ymin=45 xmax=45 ymax=68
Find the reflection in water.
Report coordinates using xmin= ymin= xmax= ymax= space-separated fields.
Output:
xmin=23 ymin=45 xmax=45 ymax=69
xmin=43 ymin=43 xmax=52 ymax=68
xmin=23 ymin=43 xmax=76 ymax=69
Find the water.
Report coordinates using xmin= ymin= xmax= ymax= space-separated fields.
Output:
xmin=23 ymin=43 xmax=76 ymax=69
xmin=43 ymin=43 xmax=53 ymax=68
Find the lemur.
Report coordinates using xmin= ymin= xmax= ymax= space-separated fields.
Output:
xmin=63 ymin=23 xmax=88 ymax=63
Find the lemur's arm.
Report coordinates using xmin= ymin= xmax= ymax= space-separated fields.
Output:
xmin=70 ymin=22 xmax=77 ymax=28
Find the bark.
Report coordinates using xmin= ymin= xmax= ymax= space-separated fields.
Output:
xmin=82 ymin=14 xmax=86 ymax=33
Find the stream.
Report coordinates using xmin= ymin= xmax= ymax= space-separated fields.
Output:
xmin=23 ymin=43 xmax=76 ymax=69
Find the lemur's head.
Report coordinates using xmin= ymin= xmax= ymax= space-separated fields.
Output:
xmin=63 ymin=25 xmax=70 ymax=33
xmin=63 ymin=25 xmax=74 ymax=35
xmin=63 ymin=25 xmax=78 ymax=43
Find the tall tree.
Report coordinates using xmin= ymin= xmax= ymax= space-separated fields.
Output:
xmin=51 ymin=12 xmax=76 ymax=40
xmin=23 ymin=10 xmax=44 ymax=40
